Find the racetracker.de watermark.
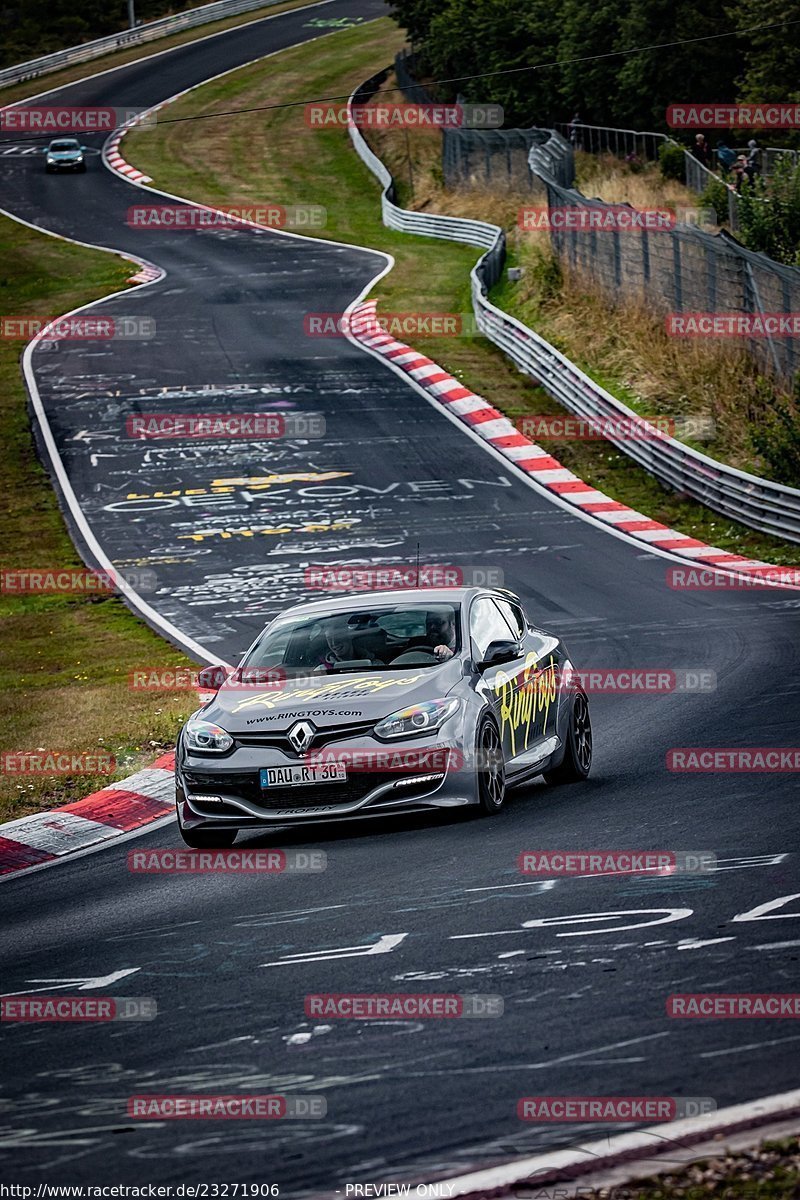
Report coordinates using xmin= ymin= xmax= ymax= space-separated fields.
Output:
xmin=517 ymin=850 xmax=717 ymax=876
xmin=1 ymin=996 xmax=156 ymax=1021
xmin=129 ymin=666 xmax=285 ymax=691
xmin=517 ymin=1096 xmax=716 ymax=1121
xmin=667 ymin=313 xmax=800 ymax=337
xmin=126 ymin=204 xmax=326 ymax=230
xmin=126 ymin=413 xmax=325 ymax=439
xmin=304 ymin=312 xmax=481 ymax=337
xmin=564 ymin=668 xmax=716 ymax=693
xmin=0 ymin=105 xmax=154 ymax=132
xmin=128 ymin=849 xmax=326 ymax=873
xmin=307 ymin=102 xmax=503 ymax=129
xmin=0 ymin=568 xmax=157 ymax=595
xmin=667 ymin=566 xmax=800 ymax=590
xmin=1 ymin=751 xmax=115 ymax=775
xmin=305 ymin=993 xmax=503 ymax=1018
xmin=0 ymin=316 xmax=155 ymax=341
xmin=128 ymin=1095 xmax=326 ymax=1119
xmin=668 ymin=994 xmax=800 ymax=1017
xmin=667 ymin=103 xmax=800 ymax=129
xmin=304 ymin=564 xmax=504 ymax=590
xmin=516 ymin=415 xmax=716 ymax=442
xmin=667 ymin=748 xmax=800 ymax=772
xmin=518 ymin=206 xmax=684 ymax=231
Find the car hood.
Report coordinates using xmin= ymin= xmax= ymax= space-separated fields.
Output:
xmin=203 ymin=661 xmax=464 ymax=733
xmin=48 ymin=151 xmax=81 ymax=159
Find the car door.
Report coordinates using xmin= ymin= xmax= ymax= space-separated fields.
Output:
xmin=494 ymin=597 xmax=560 ymax=758
xmin=471 ymin=595 xmax=559 ymax=768
xmin=469 ymin=596 xmax=532 ymax=765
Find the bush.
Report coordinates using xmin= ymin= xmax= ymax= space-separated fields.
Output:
xmin=737 ymin=156 xmax=800 ymax=265
xmin=700 ymin=177 xmax=730 ymax=225
xmin=529 ymin=246 xmax=563 ymax=303
xmin=659 ymin=142 xmax=686 ymax=181
xmin=749 ymin=376 xmax=800 ymax=485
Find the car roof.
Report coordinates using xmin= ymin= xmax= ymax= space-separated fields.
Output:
xmin=271 ymin=586 xmax=522 ymax=621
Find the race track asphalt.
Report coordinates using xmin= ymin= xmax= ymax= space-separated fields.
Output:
xmin=1 ymin=1 xmax=800 ymax=1192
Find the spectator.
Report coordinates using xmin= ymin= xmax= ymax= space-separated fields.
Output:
xmin=746 ymin=138 xmax=761 ymax=182
xmin=733 ymin=153 xmax=749 ymax=192
xmin=716 ymin=139 xmax=737 ymax=174
xmin=568 ymin=111 xmax=581 ymax=149
xmin=693 ymin=133 xmax=709 ymax=167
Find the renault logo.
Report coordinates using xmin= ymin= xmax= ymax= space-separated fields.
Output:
xmin=287 ymin=720 xmax=316 ymax=755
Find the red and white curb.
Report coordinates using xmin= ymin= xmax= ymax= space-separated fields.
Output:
xmin=96 ymin=123 xmax=163 ymax=281
xmin=103 ymin=94 xmax=184 ymax=188
xmin=350 ymin=300 xmax=790 ymax=582
xmin=413 ymin=1087 xmax=800 ymax=1199
xmin=127 ymin=262 xmax=163 ymax=283
xmin=104 ymin=130 xmax=152 ymax=183
xmin=104 ymin=127 xmax=153 ymax=184
xmin=0 ymin=752 xmax=175 ymax=879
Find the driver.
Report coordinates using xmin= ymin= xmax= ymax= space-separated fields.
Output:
xmin=426 ymin=610 xmax=457 ymax=661
xmin=316 ymin=618 xmax=353 ymax=670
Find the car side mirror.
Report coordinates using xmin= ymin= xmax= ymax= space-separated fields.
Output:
xmin=478 ymin=639 xmax=521 ymax=670
xmin=197 ymin=664 xmax=229 ymax=690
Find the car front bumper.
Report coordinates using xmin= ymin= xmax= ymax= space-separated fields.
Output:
xmin=176 ymin=735 xmax=479 ymax=830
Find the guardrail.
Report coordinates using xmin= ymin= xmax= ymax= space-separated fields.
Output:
xmin=347 ymin=71 xmax=800 ymax=545
xmin=0 ymin=0 xmax=288 ymax=89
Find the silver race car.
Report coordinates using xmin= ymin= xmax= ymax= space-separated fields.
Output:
xmin=175 ymin=587 xmax=592 ymax=846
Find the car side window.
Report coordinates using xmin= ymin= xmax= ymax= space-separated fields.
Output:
xmin=493 ymin=598 xmax=525 ymax=642
xmin=470 ymin=597 xmax=514 ymax=661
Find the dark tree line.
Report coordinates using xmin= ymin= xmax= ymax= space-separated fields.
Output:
xmin=0 ymin=0 xmax=196 ymax=68
xmin=389 ymin=0 xmax=800 ymax=132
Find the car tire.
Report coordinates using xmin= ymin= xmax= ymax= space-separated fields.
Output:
xmin=543 ymin=690 xmax=592 ymax=784
xmin=78 ymin=163 xmax=86 ymax=172
xmin=476 ymin=717 xmax=506 ymax=815
xmin=178 ymin=826 xmax=237 ymax=848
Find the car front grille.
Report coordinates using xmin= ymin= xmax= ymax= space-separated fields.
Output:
xmin=183 ymin=769 xmax=442 ymax=811
xmin=234 ymin=721 xmax=376 ymax=755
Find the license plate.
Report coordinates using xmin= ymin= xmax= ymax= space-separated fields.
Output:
xmin=260 ymin=764 xmax=347 ymax=788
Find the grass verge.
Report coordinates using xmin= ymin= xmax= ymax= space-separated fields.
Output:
xmin=126 ymin=24 xmax=798 ymax=566
xmin=0 ymin=218 xmax=195 ymax=822
xmin=586 ymin=1135 xmax=800 ymax=1200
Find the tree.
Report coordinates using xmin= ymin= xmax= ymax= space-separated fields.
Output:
xmin=725 ymin=0 xmax=800 ymax=104
xmin=557 ymin=0 xmax=626 ymax=126
xmin=615 ymin=0 xmax=743 ymax=129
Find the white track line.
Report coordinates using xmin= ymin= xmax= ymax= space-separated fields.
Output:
xmin=418 ymin=1088 xmax=800 ymax=1198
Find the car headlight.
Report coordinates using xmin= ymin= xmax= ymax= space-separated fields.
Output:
xmin=183 ymin=717 xmax=233 ymax=753
xmin=374 ymin=698 xmax=460 ymax=740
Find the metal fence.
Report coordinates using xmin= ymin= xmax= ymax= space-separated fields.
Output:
xmin=392 ymin=60 xmax=798 ymax=386
xmin=395 ymin=51 xmax=572 ymax=193
xmin=555 ymin=121 xmax=667 ymax=163
xmin=532 ymin=154 xmax=800 ymax=387
xmin=0 ymin=0 xmax=287 ymax=88
xmin=348 ymin=72 xmax=800 ymax=544
xmin=557 ymin=121 xmax=742 ymax=228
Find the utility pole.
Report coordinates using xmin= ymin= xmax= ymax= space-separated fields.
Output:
xmin=128 ymin=0 xmax=135 ymax=28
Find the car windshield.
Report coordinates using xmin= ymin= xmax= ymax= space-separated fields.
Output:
xmin=50 ymin=141 xmax=79 ymax=151
xmin=242 ymin=603 xmax=461 ymax=675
